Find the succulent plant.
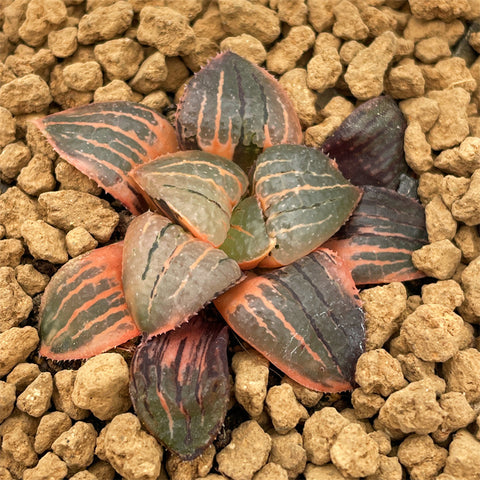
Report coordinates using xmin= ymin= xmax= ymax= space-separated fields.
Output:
xmin=34 ymin=52 xmax=427 ymax=460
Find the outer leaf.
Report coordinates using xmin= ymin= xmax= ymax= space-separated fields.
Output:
xmin=322 ymin=96 xmax=407 ymax=189
xmin=214 ymin=250 xmax=365 ymax=392
xmin=130 ymin=314 xmax=230 ymax=460
xmin=254 ymin=144 xmax=362 ymax=267
xmin=220 ymin=196 xmax=276 ymax=270
xmin=324 ymin=186 xmax=428 ymax=284
xmin=33 ymin=101 xmax=178 ymax=215
xmin=39 ymin=243 xmax=141 ymax=360
xmin=122 ymin=211 xmax=243 ymax=336
xmin=176 ymin=51 xmax=302 ymax=173
xmin=132 ymin=150 xmax=248 ymax=247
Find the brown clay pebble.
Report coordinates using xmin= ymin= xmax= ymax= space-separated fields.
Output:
xmin=51 ymin=421 xmax=97 ymax=472
xmin=103 ymin=413 xmax=163 ymax=480
xmin=330 ymin=423 xmax=380 ymax=477
xmin=72 ymin=353 xmax=131 ymax=421
xmin=302 ymin=407 xmax=350 ymax=465
xmin=216 ymin=420 xmax=272 ymax=480
xmin=400 ymin=304 xmax=465 ymax=362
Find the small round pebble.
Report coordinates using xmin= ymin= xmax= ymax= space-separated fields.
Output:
xmin=0 ymin=326 xmax=39 ymax=378
xmin=52 ymin=370 xmax=89 ymax=420
xmin=359 ymin=282 xmax=407 ymax=350
xmin=330 ymin=423 xmax=380 ymax=477
xmin=6 ymin=363 xmax=40 ymax=394
xmin=51 ymin=421 xmax=97 ymax=471
xmin=302 ymin=407 xmax=350 ymax=465
xmin=377 ymin=378 xmax=445 ymax=436
xmin=16 ymin=372 xmax=53 ymax=418
xmin=66 ymin=227 xmax=98 ymax=257
xmin=219 ymin=34 xmax=266 ymax=65
xmin=400 ymin=304 xmax=464 ymax=363
xmin=0 ymin=381 xmax=16 ymax=422
xmin=265 ymin=383 xmax=308 ymax=434
xmin=103 ymin=413 xmax=163 ymax=480
xmin=34 ymin=411 xmax=72 ymax=454
xmin=21 ymin=219 xmax=68 ymax=264
xmin=72 ymin=353 xmax=131 ymax=421
xmin=216 ymin=420 xmax=272 ymax=480
xmin=269 ymin=429 xmax=307 ymax=479
xmin=397 ymin=434 xmax=447 ymax=480
xmin=232 ymin=350 xmax=269 ymax=418
xmin=442 ymin=348 xmax=480 ymax=403
xmin=15 ymin=264 xmax=50 ymax=296
xmin=23 ymin=452 xmax=67 ymax=480
xmin=355 ymin=349 xmax=407 ymax=397
xmin=412 ymin=239 xmax=462 ymax=280
xmin=421 ymin=280 xmax=464 ymax=310
xmin=0 ymin=266 xmax=33 ymax=332
xmin=253 ymin=463 xmax=288 ymax=480
xmin=443 ymin=429 xmax=480 ymax=479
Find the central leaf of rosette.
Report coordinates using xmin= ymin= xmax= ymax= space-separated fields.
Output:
xmin=122 ymin=211 xmax=243 ymax=336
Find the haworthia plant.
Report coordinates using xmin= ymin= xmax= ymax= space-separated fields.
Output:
xmin=33 ymin=101 xmax=178 ymax=215
xmin=39 ymin=242 xmax=140 ymax=360
xmin=132 ymin=150 xmax=249 ymax=247
xmin=122 ymin=211 xmax=243 ymax=337
xmin=214 ymin=250 xmax=365 ymax=392
xmin=130 ymin=314 xmax=230 ymax=460
xmin=176 ymin=51 xmax=303 ymax=174
xmin=254 ymin=144 xmax=362 ymax=267
xmin=35 ymin=47 xmax=424 ymax=462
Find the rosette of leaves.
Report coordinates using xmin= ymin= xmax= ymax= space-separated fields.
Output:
xmin=34 ymin=52 xmax=427 ymax=460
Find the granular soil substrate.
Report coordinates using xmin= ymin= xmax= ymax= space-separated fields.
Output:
xmin=1 ymin=0 xmax=480 ymax=479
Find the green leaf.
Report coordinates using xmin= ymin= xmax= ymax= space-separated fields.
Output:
xmin=220 ymin=196 xmax=275 ymax=269
xmin=130 ymin=313 xmax=230 ymax=460
xmin=254 ymin=144 xmax=362 ymax=267
xmin=33 ymin=101 xmax=178 ymax=215
xmin=215 ymin=250 xmax=365 ymax=392
xmin=324 ymin=186 xmax=428 ymax=284
xmin=39 ymin=243 xmax=140 ymax=360
xmin=132 ymin=150 xmax=248 ymax=247
xmin=122 ymin=211 xmax=243 ymax=336
xmin=176 ymin=51 xmax=302 ymax=174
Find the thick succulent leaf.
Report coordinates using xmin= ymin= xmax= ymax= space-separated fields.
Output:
xmin=323 ymin=186 xmax=428 ymax=284
xmin=130 ymin=314 xmax=230 ymax=460
xmin=215 ymin=250 xmax=365 ymax=392
xmin=322 ymin=96 xmax=407 ymax=189
xmin=33 ymin=101 xmax=178 ymax=215
xmin=254 ymin=144 xmax=362 ymax=267
xmin=176 ymin=51 xmax=302 ymax=174
xmin=39 ymin=243 xmax=140 ymax=360
xmin=122 ymin=211 xmax=243 ymax=336
xmin=132 ymin=150 xmax=248 ymax=247
xmin=220 ymin=196 xmax=276 ymax=269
